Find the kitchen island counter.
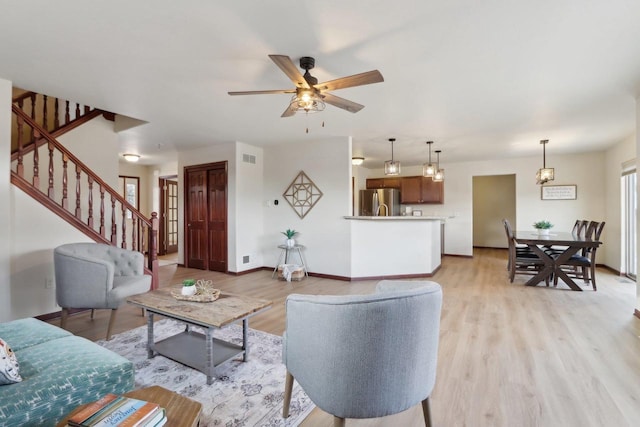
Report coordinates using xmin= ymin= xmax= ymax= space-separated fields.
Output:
xmin=346 ymin=216 xmax=441 ymax=279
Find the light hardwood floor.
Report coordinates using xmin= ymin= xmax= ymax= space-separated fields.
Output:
xmin=51 ymin=248 xmax=640 ymax=427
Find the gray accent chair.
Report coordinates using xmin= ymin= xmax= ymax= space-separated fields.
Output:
xmin=282 ymin=280 xmax=442 ymax=427
xmin=54 ymin=242 xmax=151 ymax=340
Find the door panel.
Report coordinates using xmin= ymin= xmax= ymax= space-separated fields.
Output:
xmin=208 ymin=167 xmax=227 ymax=272
xmin=186 ymin=170 xmax=207 ymax=269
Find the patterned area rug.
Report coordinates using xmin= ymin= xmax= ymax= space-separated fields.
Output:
xmin=97 ymin=319 xmax=314 ymax=426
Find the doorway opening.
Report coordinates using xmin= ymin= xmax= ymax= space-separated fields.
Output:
xmin=472 ymin=174 xmax=516 ymax=249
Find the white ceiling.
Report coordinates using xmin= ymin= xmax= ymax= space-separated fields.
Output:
xmin=2 ymin=1 xmax=640 ymax=168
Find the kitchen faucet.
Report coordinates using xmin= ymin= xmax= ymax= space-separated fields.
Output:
xmin=376 ymin=203 xmax=389 ymax=216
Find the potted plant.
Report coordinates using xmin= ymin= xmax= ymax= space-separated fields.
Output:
xmin=281 ymin=229 xmax=298 ymax=248
xmin=533 ymin=220 xmax=554 ymax=236
xmin=181 ymin=278 xmax=197 ymax=296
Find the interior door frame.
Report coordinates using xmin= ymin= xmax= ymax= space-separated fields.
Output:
xmin=158 ymin=175 xmax=178 ymax=256
xmin=183 ymin=161 xmax=228 ymax=271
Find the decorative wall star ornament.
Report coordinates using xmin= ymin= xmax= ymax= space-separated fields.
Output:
xmin=283 ymin=171 xmax=323 ymax=219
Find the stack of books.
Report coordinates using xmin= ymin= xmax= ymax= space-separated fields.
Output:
xmin=67 ymin=393 xmax=166 ymax=427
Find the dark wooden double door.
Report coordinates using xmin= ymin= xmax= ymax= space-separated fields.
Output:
xmin=185 ymin=162 xmax=227 ymax=272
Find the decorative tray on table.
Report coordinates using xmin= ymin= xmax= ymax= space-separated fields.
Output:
xmin=170 ymin=279 xmax=221 ymax=302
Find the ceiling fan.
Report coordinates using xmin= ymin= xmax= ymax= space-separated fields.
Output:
xmin=228 ymin=55 xmax=384 ymax=117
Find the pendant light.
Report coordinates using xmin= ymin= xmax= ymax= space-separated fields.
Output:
xmin=384 ymin=138 xmax=400 ymax=175
xmin=536 ymin=139 xmax=554 ymax=185
xmin=433 ymin=149 xmax=444 ymax=182
xmin=423 ymin=141 xmax=436 ymax=177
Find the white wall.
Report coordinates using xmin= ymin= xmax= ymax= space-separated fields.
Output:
xmin=10 ymin=189 xmax=92 ymax=318
xmin=234 ymin=142 xmax=264 ymax=272
xmin=0 ymin=78 xmax=12 ymax=321
xmin=57 ymin=117 xmax=119 ymax=189
xmin=263 ymin=137 xmax=352 ymax=277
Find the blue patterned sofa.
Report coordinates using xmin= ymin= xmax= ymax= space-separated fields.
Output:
xmin=0 ymin=318 xmax=134 ymax=426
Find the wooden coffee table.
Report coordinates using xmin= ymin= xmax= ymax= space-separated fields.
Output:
xmin=57 ymin=385 xmax=201 ymax=427
xmin=127 ymin=286 xmax=272 ymax=385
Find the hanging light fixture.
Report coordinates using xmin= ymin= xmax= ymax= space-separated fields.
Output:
xmin=384 ymin=138 xmax=400 ymax=175
xmin=351 ymin=157 xmax=365 ymax=166
xmin=536 ymin=139 xmax=554 ymax=185
xmin=423 ymin=141 xmax=436 ymax=177
xmin=433 ymin=149 xmax=444 ymax=182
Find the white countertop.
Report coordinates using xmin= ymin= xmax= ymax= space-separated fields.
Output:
xmin=344 ymin=216 xmax=450 ymax=221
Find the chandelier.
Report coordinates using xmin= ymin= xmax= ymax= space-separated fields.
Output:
xmin=423 ymin=141 xmax=436 ymax=177
xmin=433 ymin=149 xmax=444 ymax=182
xmin=384 ymin=138 xmax=400 ymax=175
xmin=536 ymin=139 xmax=554 ymax=185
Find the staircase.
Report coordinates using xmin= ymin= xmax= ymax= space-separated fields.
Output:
xmin=10 ymin=91 xmax=159 ymax=289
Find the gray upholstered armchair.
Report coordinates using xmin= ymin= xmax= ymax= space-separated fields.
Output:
xmin=282 ymin=280 xmax=442 ymax=427
xmin=54 ymin=243 xmax=151 ymax=340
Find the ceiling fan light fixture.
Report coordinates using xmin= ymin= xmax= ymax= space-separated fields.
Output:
xmin=536 ymin=139 xmax=554 ymax=185
xmin=290 ymin=88 xmax=325 ymax=114
xmin=384 ymin=138 xmax=401 ymax=176
xmin=352 ymin=157 xmax=365 ymax=166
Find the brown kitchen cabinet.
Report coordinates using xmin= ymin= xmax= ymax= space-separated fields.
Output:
xmin=366 ymin=177 xmax=401 ymax=189
xmin=400 ymin=176 xmax=444 ymax=204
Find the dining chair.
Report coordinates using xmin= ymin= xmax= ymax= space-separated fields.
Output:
xmin=502 ymin=219 xmax=547 ymax=284
xmin=282 ymin=280 xmax=442 ymax=427
xmin=54 ymin=242 xmax=152 ymax=340
xmin=545 ymin=219 xmax=586 ymax=255
xmin=553 ymin=221 xmax=605 ymax=290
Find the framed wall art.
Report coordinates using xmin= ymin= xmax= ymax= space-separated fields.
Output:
xmin=541 ymin=185 xmax=577 ymax=200
xmin=283 ymin=171 xmax=323 ymax=219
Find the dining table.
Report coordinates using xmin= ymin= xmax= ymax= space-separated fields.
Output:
xmin=513 ymin=231 xmax=601 ymax=291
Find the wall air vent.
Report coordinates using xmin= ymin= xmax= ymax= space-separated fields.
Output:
xmin=242 ymin=154 xmax=256 ymax=164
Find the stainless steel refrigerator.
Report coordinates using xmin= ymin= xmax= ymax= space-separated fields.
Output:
xmin=359 ymin=189 xmax=401 ymax=216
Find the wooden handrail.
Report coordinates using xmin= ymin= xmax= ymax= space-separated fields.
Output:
xmin=10 ymin=104 xmax=159 ymax=289
xmin=12 ymin=92 xmax=110 ymax=155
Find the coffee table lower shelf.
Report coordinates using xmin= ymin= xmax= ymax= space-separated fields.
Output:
xmin=152 ymin=329 xmax=244 ymax=378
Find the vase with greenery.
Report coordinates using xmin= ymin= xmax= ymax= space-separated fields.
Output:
xmin=533 ymin=220 xmax=553 ymax=236
xmin=281 ymin=229 xmax=298 ymax=248
xmin=181 ymin=278 xmax=196 ymax=296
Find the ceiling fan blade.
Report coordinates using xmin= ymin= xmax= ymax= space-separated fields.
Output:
xmin=269 ymin=55 xmax=310 ymax=89
xmin=321 ymin=93 xmax=365 ymax=113
xmin=315 ymin=70 xmax=384 ymax=92
xmin=228 ymin=89 xmax=294 ymax=96
xmin=281 ymin=105 xmax=296 ymax=117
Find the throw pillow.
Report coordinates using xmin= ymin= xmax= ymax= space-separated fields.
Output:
xmin=0 ymin=338 xmax=22 ymax=385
